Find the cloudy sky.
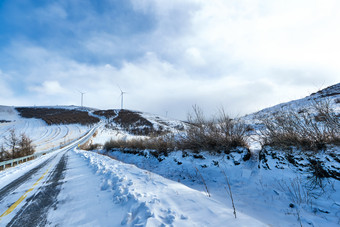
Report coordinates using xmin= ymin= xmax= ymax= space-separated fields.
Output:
xmin=0 ymin=0 xmax=339 ymax=119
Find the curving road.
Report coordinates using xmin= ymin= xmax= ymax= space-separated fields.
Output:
xmin=0 ymin=127 xmax=98 ymax=226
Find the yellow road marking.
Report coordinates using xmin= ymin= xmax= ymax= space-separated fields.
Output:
xmin=0 ymin=166 xmax=51 ymax=219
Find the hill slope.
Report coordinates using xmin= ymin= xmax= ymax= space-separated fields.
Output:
xmin=243 ymin=83 xmax=340 ymax=123
xmin=0 ymin=106 xmax=93 ymax=153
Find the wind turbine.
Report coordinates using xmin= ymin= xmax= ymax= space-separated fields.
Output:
xmin=78 ymin=90 xmax=86 ymax=108
xmin=119 ymin=87 xmax=126 ymax=110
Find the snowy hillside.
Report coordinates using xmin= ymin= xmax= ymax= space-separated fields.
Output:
xmin=90 ymin=109 xmax=186 ymax=145
xmin=242 ymin=83 xmax=340 ymax=124
xmin=0 ymin=106 xmax=93 ymax=152
xmin=0 ymin=106 xmax=185 ymax=153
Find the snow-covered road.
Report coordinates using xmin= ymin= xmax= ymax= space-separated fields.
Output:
xmin=0 ymin=147 xmax=266 ymax=226
xmin=0 ymin=148 xmax=68 ymax=226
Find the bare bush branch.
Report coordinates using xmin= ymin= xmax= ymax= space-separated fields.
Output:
xmin=1 ymin=129 xmax=35 ymax=161
xmin=179 ymin=106 xmax=249 ymax=153
xmin=221 ymin=168 xmax=237 ymax=218
xmin=194 ymin=165 xmax=211 ymax=197
xmin=260 ymin=99 xmax=340 ymax=151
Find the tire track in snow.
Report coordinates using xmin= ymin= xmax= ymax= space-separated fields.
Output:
xmin=30 ymin=124 xmax=50 ymax=145
xmin=60 ymin=125 xmax=70 ymax=144
xmin=48 ymin=126 xmax=61 ymax=143
xmin=20 ymin=120 xmax=30 ymax=136
xmin=34 ymin=126 xmax=62 ymax=151
xmin=32 ymin=125 xmax=56 ymax=147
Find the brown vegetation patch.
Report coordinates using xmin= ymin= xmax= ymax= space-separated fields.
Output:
xmin=178 ymin=106 xmax=249 ymax=153
xmin=103 ymin=136 xmax=174 ymax=159
xmin=112 ymin=110 xmax=163 ymax=136
xmin=93 ymin=109 xmax=118 ymax=118
xmin=260 ymin=100 xmax=340 ymax=151
xmin=114 ymin=110 xmax=153 ymax=127
xmin=16 ymin=107 xmax=100 ymax=125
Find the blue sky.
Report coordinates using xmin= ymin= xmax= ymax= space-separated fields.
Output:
xmin=0 ymin=0 xmax=339 ymax=119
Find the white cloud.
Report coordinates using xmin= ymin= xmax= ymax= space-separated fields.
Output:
xmin=184 ymin=47 xmax=206 ymax=67
xmin=1 ymin=0 xmax=340 ymax=119
xmin=29 ymin=81 xmax=66 ymax=95
xmin=188 ymin=0 xmax=340 ymax=71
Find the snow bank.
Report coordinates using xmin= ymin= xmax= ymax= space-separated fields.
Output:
xmin=102 ymin=148 xmax=340 ymax=227
xmin=75 ymin=149 xmax=266 ymax=226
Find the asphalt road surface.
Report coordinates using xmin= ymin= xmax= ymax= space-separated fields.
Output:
xmin=0 ymin=150 xmax=68 ymax=227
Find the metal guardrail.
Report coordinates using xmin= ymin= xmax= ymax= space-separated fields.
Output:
xmin=0 ymin=126 xmax=98 ymax=170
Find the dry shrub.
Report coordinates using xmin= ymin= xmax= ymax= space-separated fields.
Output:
xmin=278 ymin=177 xmax=313 ymax=207
xmin=104 ymin=134 xmax=175 ymax=158
xmin=79 ymin=141 xmax=101 ymax=150
xmin=0 ymin=144 xmax=10 ymax=162
xmin=103 ymin=106 xmax=249 ymax=155
xmin=178 ymin=106 xmax=248 ymax=153
xmin=17 ymin=134 xmax=35 ymax=157
xmin=260 ymin=99 xmax=340 ymax=151
xmin=0 ymin=129 xmax=35 ymax=161
xmin=104 ymin=138 xmax=145 ymax=151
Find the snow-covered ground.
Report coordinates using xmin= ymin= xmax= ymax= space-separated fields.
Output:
xmin=90 ymin=124 xmax=149 ymax=146
xmin=0 ymin=146 xmax=267 ymax=226
xmin=99 ymin=147 xmax=340 ymax=227
xmin=56 ymin=149 xmax=266 ymax=226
